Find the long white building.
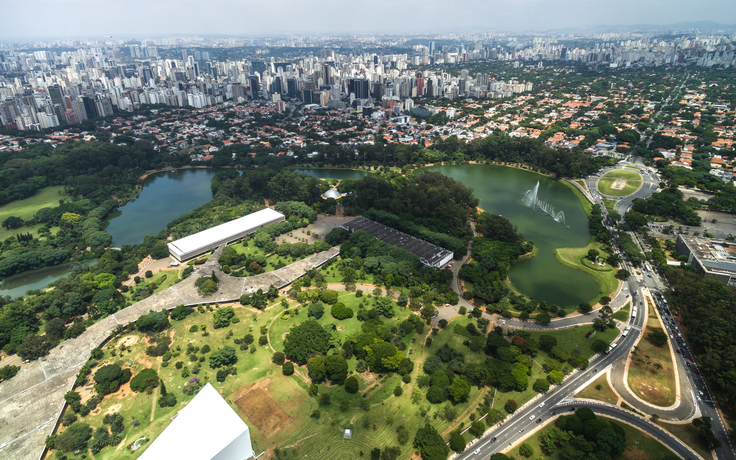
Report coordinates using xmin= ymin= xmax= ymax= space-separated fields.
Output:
xmin=168 ymin=208 xmax=284 ymax=261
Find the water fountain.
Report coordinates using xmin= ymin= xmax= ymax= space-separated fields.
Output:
xmin=522 ymin=181 xmax=566 ymax=226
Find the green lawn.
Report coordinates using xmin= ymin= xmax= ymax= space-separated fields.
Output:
xmin=0 ymin=185 xmax=65 ymax=239
xmin=505 ymin=416 xmax=676 ymax=460
xmin=58 ymin=291 xmax=540 ymax=460
xmin=528 ymin=325 xmax=619 ymax=358
xmin=659 ymin=421 xmax=714 ymax=460
xmin=627 ymin=304 xmax=676 ymax=407
xmin=555 ymin=241 xmax=620 ymax=306
xmin=597 ymin=170 xmax=642 ymax=197
xmin=602 ymin=198 xmax=618 ymax=214
xmin=613 ymin=302 xmax=631 ymax=322
xmin=575 ymin=374 xmax=619 ymax=405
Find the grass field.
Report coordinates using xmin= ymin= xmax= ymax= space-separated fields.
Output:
xmin=613 ymin=302 xmax=631 ymax=322
xmin=597 ymin=170 xmax=643 ymax=197
xmin=602 ymin=198 xmax=618 ymax=214
xmin=51 ymin=286 xmax=553 ymax=460
xmin=0 ymin=185 xmax=65 ymax=240
xmin=659 ymin=421 xmax=715 ymax=460
xmin=504 ymin=416 xmax=676 ymax=460
xmin=528 ymin=325 xmax=619 ymax=359
xmin=575 ymin=374 xmax=619 ymax=405
xmin=627 ymin=302 xmax=676 ymax=407
xmin=555 ymin=241 xmax=620 ymax=306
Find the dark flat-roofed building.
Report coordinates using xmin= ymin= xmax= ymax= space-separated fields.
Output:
xmin=676 ymin=234 xmax=736 ymax=286
xmin=341 ymin=217 xmax=453 ymax=268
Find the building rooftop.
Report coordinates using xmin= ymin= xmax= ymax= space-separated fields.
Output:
xmin=341 ymin=217 xmax=453 ymax=268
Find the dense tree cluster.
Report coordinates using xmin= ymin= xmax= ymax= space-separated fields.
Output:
xmin=665 ymin=267 xmax=736 ymax=410
xmin=629 ymin=188 xmax=701 ymax=226
xmin=538 ymin=408 xmax=626 ymax=459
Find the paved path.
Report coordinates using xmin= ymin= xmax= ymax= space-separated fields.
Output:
xmin=0 ymin=246 xmax=339 ymax=460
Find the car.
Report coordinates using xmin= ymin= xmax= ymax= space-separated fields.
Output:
xmin=569 ymin=407 xmax=575 ymax=412
xmin=536 ymin=419 xmax=542 ymax=424
xmin=529 ymin=414 xmax=536 ymax=421
xmin=519 ymin=428 xmax=524 ymax=433
xmin=549 ymin=411 xmax=556 ymax=415
xmin=676 ymin=349 xmax=681 ymax=354
xmin=491 ymin=437 xmax=497 ymax=443
xmin=686 ymin=362 xmax=690 ymax=367
xmin=690 ymin=357 xmax=694 ymax=362
xmin=695 ymin=369 xmax=700 ymax=375
xmin=539 ymin=402 xmax=545 ymax=408
xmin=592 ymin=368 xmax=598 ymax=373
xmin=169 ymin=261 xmax=180 ymax=267
xmin=474 ymin=449 xmax=481 ymax=455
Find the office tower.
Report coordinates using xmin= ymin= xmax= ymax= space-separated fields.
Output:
xmin=429 ymin=41 xmax=436 ymax=56
xmin=287 ymin=77 xmax=298 ymax=98
xmin=302 ymin=89 xmax=313 ymax=104
xmin=251 ymin=61 xmax=266 ymax=75
xmin=354 ymin=79 xmax=370 ymax=99
xmin=249 ymin=75 xmax=260 ymax=99
xmin=48 ymin=85 xmax=64 ymax=107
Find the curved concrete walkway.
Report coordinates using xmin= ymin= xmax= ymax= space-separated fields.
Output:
xmin=0 ymin=246 xmax=339 ymax=460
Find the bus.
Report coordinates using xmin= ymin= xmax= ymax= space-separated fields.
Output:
xmin=631 ymin=307 xmax=637 ymax=319
xmin=605 ymin=342 xmax=618 ymax=354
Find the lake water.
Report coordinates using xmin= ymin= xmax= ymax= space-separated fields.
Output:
xmin=0 ymin=261 xmax=96 ymax=299
xmin=426 ymin=164 xmax=599 ymax=306
xmin=105 ymin=168 xmax=219 ymax=247
xmin=294 ymin=168 xmax=369 ymax=180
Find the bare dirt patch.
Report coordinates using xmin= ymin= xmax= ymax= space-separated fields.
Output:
xmin=235 ymin=386 xmax=291 ymax=439
xmin=117 ymin=335 xmax=139 ymax=347
xmin=105 ymin=403 xmax=122 ymax=415
xmin=611 ymin=178 xmax=627 ymax=190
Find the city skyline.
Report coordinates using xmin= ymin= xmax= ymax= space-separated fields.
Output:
xmin=2 ymin=0 xmax=736 ymax=40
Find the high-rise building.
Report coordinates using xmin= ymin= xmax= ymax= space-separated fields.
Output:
xmin=354 ymin=79 xmax=370 ymax=99
xmin=248 ymin=75 xmax=260 ymax=99
xmin=429 ymin=41 xmax=436 ymax=56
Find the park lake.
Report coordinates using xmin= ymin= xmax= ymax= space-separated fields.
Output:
xmin=425 ymin=164 xmax=599 ymax=306
xmin=3 ymin=166 xmax=598 ymax=305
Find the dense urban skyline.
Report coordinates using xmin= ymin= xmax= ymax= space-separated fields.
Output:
xmin=2 ymin=0 xmax=736 ymax=40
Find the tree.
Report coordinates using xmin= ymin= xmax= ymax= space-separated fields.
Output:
xmin=282 ymin=362 xmax=294 ymax=376
xmin=331 ymin=302 xmax=354 ymax=320
xmin=345 ymin=375 xmax=359 ymax=394
xmin=209 ymin=346 xmax=238 ymax=368
xmin=93 ymin=364 xmax=131 ymax=395
xmin=283 ymin=320 xmax=330 ymax=364
xmin=448 ymin=378 xmax=470 ymax=402
xmin=150 ymin=242 xmax=170 ymax=259
xmin=272 ymin=352 xmax=285 ymax=365
xmin=538 ymin=335 xmax=557 ymax=352
xmin=64 ymin=390 xmax=82 ymax=405
xmin=170 ymin=304 xmax=193 ymax=321
xmin=17 ymin=334 xmax=52 ymax=361
xmin=44 ymin=318 xmax=66 ymax=340
xmin=587 ymin=249 xmax=600 ymax=261
xmin=469 ymin=420 xmax=486 ymax=438
xmin=592 ymin=339 xmax=609 ymax=353
xmin=616 ymin=269 xmax=630 ymax=280
xmin=413 ymin=422 xmax=449 ymax=460
xmin=505 ymin=399 xmax=518 ymax=413
xmin=519 ymin=442 xmax=534 ymax=458
xmin=213 ymin=306 xmax=235 ymax=329
xmin=648 ymin=330 xmax=668 ymax=347
xmin=130 ymin=368 xmax=159 ymax=393
xmin=533 ymin=378 xmax=550 ymax=393
xmin=307 ymin=302 xmax=325 ymax=319
xmin=53 ymin=421 xmax=92 ymax=452
xmin=449 ymin=432 xmax=466 ymax=452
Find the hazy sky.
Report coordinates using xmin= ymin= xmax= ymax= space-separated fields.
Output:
xmin=2 ymin=0 xmax=736 ymax=40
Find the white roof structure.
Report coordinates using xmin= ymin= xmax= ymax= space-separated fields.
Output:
xmin=140 ymin=383 xmax=255 ymax=460
xmin=168 ymin=208 xmax=284 ymax=261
